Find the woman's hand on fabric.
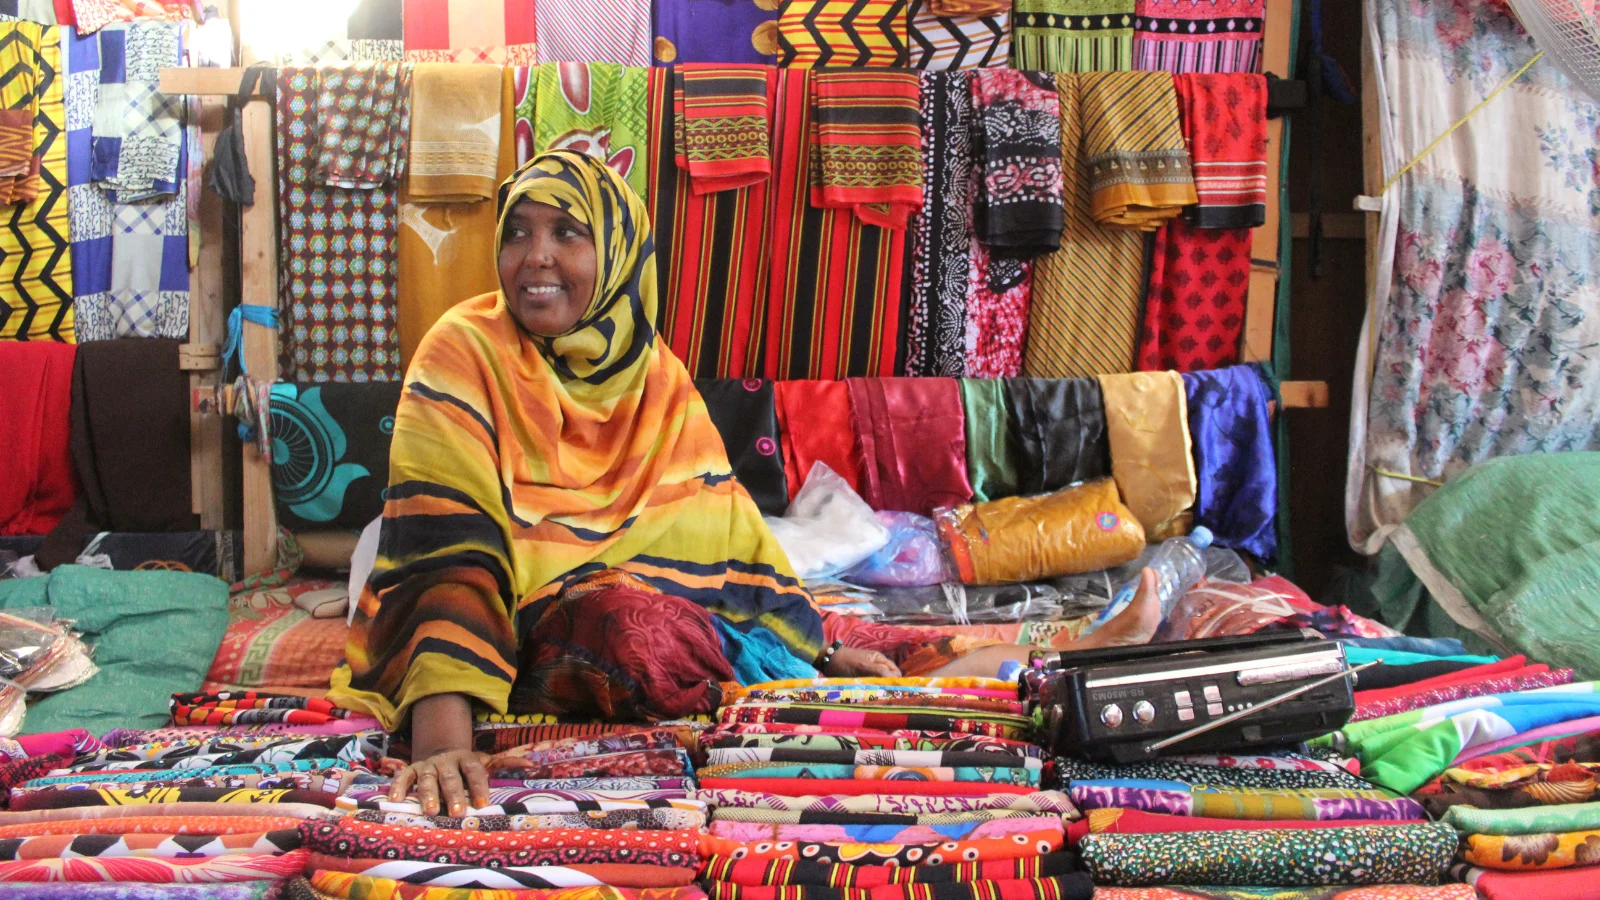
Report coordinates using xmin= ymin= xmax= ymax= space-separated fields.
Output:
xmin=823 ymin=647 xmax=901 ymax=678
xmin=388 ymin=749 xmax=492 ymax=816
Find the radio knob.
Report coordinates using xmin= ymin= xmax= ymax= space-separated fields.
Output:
xmin=1133 ymin=700 xmax=1156 ymax=724
xmin=1100 ymin=704 xmax=1124 ymax=728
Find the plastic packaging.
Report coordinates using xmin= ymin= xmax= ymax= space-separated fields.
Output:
xmin=934 ymin=478 xmax=1147 ymax=585
xmin=0 ymin=677 xmax=23 ymax=737
xmin=0 ymin=608 xmax=63 ymax=681
xmin=839 ymin=512 xmax=950 ymax=587
xmin=1087 ymin=527 xmax=1213 ymax=631
xmin=815 ymin=568 xmax=1117 ymax=626
xmin=765 ymin=462 xmax=890 ymax=580
xmin=1153 ymin=579 xmax=1302 ymax=642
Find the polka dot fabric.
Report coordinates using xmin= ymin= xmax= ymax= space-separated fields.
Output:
xmin=299 ymin=818 xmax=701 ymax=867
xmin=699 ymin=831 xmax=1064 ymax=866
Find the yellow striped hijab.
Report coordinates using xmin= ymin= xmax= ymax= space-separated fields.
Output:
xmin=328 ymin=150 xmax=821 ymax=729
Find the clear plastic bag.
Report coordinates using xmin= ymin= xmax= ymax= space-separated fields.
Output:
xmin=1153 ymin=579 xmax=1301 ymax=642
xmin=0 ymin=677 xmax=22 ymax=737
xmin=820 ymin=570 xmax=1117 ymax=626
xmin=765 ymin=462 xmax=890 ymax=580
xmin=0 ymin=608 xmax=63 ymax=681
xmin=839 ymin=512 xmax=950 ymax=587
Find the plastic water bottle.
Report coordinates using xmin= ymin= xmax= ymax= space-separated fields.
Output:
xmin=1086 ymin=527 xmax=1215 ymax=632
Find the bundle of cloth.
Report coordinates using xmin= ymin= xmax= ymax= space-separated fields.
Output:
xmin=695 ymin=676 xmax=1094 ymax=900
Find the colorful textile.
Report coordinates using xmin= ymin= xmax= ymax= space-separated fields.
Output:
xmin=1067 ymin=781 xmax=1425 ymax=822
xmin=66 ymin=734 xmax=378 ymax=770
xmin=1182 ymin=365 xmax=1277 ymax=558
xmin=89 ymin=22 xmax=182 ymax=201
xmin=695 ymin=379 xmax=789 ymax=516
xmin=405 ymin=63 xmax=501 ymax=201
xmin=693 ymin=790 xmax=1076 ymax=816
xmin=1444 ymin=803 xmax=1600 ymax=837
xmin=1003 ymin=378 xmax=1110 ymax=494
xmin=329 ymin=152 xmax=825 ymax=728
xmin=484 ymin=730 xmax=682 ymax=766
xmin=300 ymin=819 xmax=701 ymax=868
xmin=1095 ymin=889 xmax=1473 ymax=900
xmin=276 ymin=67 xmax=403 ymax=383
xmin=699 ymin=764 xmax=1035 ymax=784
xmin=906 ymin=72 xmax=974 ymax=379
xmin=526 ymin=62 xmax=650 ymax=199
xmin=699 ymin=780 xmax=1034 ymax=799
xmin=353 ymin=807 xmax=706 ymax=832
xmin=700 ymin=854 xmax=1080 ymax=887
xmin=0 ymin=816 xmax=306 ymax=839
xmin=314 ymin=63 xmax=410 ymax=191
xmin=0 ymin=20 xmax=40 ymax=206
xmin=808 ymin=69 xmax=922 ymax=230
xmin=203 ymin=582 xmax=364 ymax=694
xmin=487 ymin=749 xmax=689 ymax=779
xmin=0 ymin=20 xmax=69 ymax=340
xmin=959 ymin=379 xmax=1018 ymax=501
xmin=1054 ymin=754 xmax=1373 ymax=792
xmin=1354 ymin=656 xmax=1538 ymax=705
xmin=402 ymin=0 xmax=537 ymax=65
xmin=9 ymin=787 xmax=336 ymax=812
xmin=673 ymin=64 xmax=771 ymax=195
xmin=1079 ymin=823 xmax=1458 ymax=887
xmin=969 ymin=69 xmax=1062 ymax=258
xmin=705 ymin=749 xmax=1039 ymax=770
xmin=0 ymin=885 xmax=274 ymax=900
xmin=1175 ymin=73 xmax=1265 ymax=228
xmin=1463 ymin=829 xmax=1600 ymax=871
xmin=649 ymin=68 xmax=774 ymax=379
xmin=907 ymin=4 xmax=1009 ymax=70
xmin=0 ymin=802 xmax=334 ymax=826
xmin=696 ymin=831 xmax=1063 ymax=866
xmin=706 ymin=819 xmax=1057 ymax=844
xmin=0 ymin=829 xmax=300 ymax=860
xmin=774 ymin=380 xmax=864 ymax=500
xmin=265 ymin=384 xmax=402 ymax=530
xmin=1072 ymin=808 xmax=1409 ymax=840
xmin=336 ymin=797 xmax=706 ymax=818
xmin=0 ymin=849 xmax=309 ymax=882
xmin=1133 ymin=0 xmax=1264 ymax=74
xmin=1012 ymin=0 xmax=1133 ymax=73
xmin=1420 ymin=766 xmax=1600 ymax=816
xmin=67 ymin=0 xmax=186 ymax=34
xmin=1354 ymin=669 xmax=1578 ymax=723
xmin=1136 ymin=217 xmax=1251 ymax=373
xmin=936 ymin=479 xmax=1144 ymax=584
xmin=651 ymin=0 xmax=778 ymax=66
xmin=710 ymin=810 xmax=1046 ymax=826
xmin=763 ymin=69 xmax=907 ymax=381
xmin=702 ymin=878 xmax=1094 ymax=900
xmin=169 ymin=693 xmax=355 ymax=728
xmin=309 ymin=876 xmax=704 ymax=900
xmin=308 ymin=864 xmax=696 ymax=891
xmin=1098 ymin=371 xmax=1196 ymax=538
xmin=1078 ymin=71 xmax=1193 ymax=230
xmin=699 ymin=732 xmax=1042 ymax=757
xmin=1452 ymin=864 xmax=1598 ymax=900
xmin=716 ymin=705 xmax=1031 ymax=740
xmin=0 ymin=343 xmax=74 ymax=534
xmin=846 ymin=378 xmax=972 ymax=515
xmin=535 ymin=0 xmax=651 ymax=66
xmin=777 ymin=0 xmax=907 ymax=67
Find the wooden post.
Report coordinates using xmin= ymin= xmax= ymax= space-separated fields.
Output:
xmin=1243 ymin=0 xmax=1295 ymax=363
xmin=189 ymin=95 xmax=228 ymax=532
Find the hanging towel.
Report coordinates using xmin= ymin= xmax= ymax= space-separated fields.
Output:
xmin=1182 ymin=365 xmax=1277 ymax=560
xmin=402 ymin=0 xmax=537 ymax=66
xmin=648 ymin=66 xmax=774 ymax=379
xmin=1004 ymin=377 xmax=1110 ymax=495
xmin=1134 ymin=0 xmax=1264 ymax=75
xmin=674 ymin=63 xmax=772 ymax=196
xmin=1081 ymin=71 xmax=1194 ymax=230
xmin=1012 ymin=0 xmax=1134 ymax=73
xmin=535 ymin=0 xmax=652 ymax=66
xmin=774 ymin=380 xmax=864 ymax=502
xmin=406 ymin=63 xmax=500 ymax=202
xmin=1097 ymin=370 xmax=1196 ymax=539
xmin=527 ymin=62 xmax=650 ymax=200
xmin=0 ymin=19 xmax=70 ymax=341
xmin=696 ymin=378 xmax=790 ymax=517
xmin=959 ymin=379 xmax=1020 ymax=503
xmin=808 ymin=68 xmax=923 ymax=230
xmin=314 ymin=62 xmax=411 ymax=190
xmin=0 ymin=342 xmax=75 ymax=537
xmin=1179 ymin=72 xmax=1267 ymax=228
xmin=906 ymin=70 xmax=973 ymax=378
xmin=969 ymin=70 xmax=1063 ymax=257
xmin=907 ymin=2 xmax=1010 ymax=70
xmin=652 ymin=0 xmax=779 ymax=66
xmin=847 ymin=378 xmax=973 ymax=515
xmin=777 ymin=0 xmax=908 ymax=68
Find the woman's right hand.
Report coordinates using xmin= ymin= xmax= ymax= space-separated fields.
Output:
xmin=387 ymin=748 xmax=492 ymax=817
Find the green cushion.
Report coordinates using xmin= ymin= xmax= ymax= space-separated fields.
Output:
xmin=0 ymin=565 xmax=230 ymax=735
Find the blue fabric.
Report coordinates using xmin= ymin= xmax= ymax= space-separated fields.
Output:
xmin=714 ymin=618 xmax=818 ymax=686
xmin=1341 ymin=637 xmax=1468 ymax=656
xmin=1182 ymin=366 xmax=1278 ymax=560
xmin=1344 ymin=647 xmax=1499 ymax=667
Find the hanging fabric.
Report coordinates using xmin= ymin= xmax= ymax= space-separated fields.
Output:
xmin=774 ymin=379 xmax=864 ymax=501
xmin=776 ymin=0 xmax=909 ymax=68
xmin=905 ymin=70 xmax=973 ymax=378
xmin=647 ymin=66 xmax=774 ymax=379
xmin=1179 ymin=73 xmax=1267 ymax=228
xmin=0 ymin=19 xmax=39 ymax=205
xmin=1184 ymin=365 xmax=1277 ymax=561
xmin=906 ymin=1 xmax=1010 ymax=71
xmin=535 ymin=0 xmax=652 ymax=66
xmin=696 ymin=378 xmax=790 ymax=517
xmin=958 ymin=378 xmax=1020 ymax=503
xmin=1082 ymin=72 xmax=1194 ymax=230
xmin=407 ymin=63 xmax=500 ymax=202
xmin=403 ymin=0 xmax=537 ymax=65
xmin=1004 ymin=377 xmax=1111 ymax=495
xmin=847 ymin=377 xmax=973 ymax=516
xmin=673 ymin=63 xmax=772 ymax=195
xmin=68 ymin=0 xmax=187 ymax=35
xmin=205 ymin=66 xmax=272 ymax=207
xmin=0 ymin=342 xmax=75 ymax=536
xmin=1133 ymin=0 xmax=1264 ymax=75
xmin=524 ymin=62 xmax=650 ymax=199
xmin=808 ymin=68 xmax=923 ymax=229
xmin=0 ymin=19 xmax=70 ymax=341
xmin=1012 ymin=0 xmax=1134 ymax=73
xmin=314 ymin=63 xmax=411 ymax=191
xmin=652 ymin=0 xmax=779 ymax=66
xmin=1098 ymin=370 xmax=1196 ymax=540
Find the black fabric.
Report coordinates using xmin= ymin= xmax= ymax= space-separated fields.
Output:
xmin=347 ymin=0 xmax=403 ymax=39
xmin=1002 ymin=377 xmax=1109 ymax=495
xmin=1352 ymin=660 xmax=1485 ymax=692
xmin=207 ymin=66 xmax=273 ymax=207
xmin=269 ymin=382 xmax=404 ymax=533
xmin=694 ymin=378 xmax=789 ymax=517
xmin=0 ymin=533 xmax=221 ymax=576
xmin=970 ymin=71 xmax=1063 ymax=258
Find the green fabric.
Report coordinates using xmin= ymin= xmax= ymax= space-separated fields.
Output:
xmin=1343 ymin=647 xmax=1498 ymax=667
xmin=960 ymin=378 xmax=1020 ymax=503
xmin=527 ymin=62 xmax=649 ymax=199
xmin=1445 ymin=802 xmax=1600 ymax=837
xmin=0 ymin=566 xmax=230 ymax=735
xmin=1370 ymin=453 xmax=1600 ymax=681
xmin=1011 ymin=0 xmax=1134 ymax=73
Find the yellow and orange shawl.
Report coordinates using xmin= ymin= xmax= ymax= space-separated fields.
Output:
xmin=329 ymin=151 xmax=821 ymax=729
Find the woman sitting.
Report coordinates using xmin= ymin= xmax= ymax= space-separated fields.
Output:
xmin=328 ymin=151 xmax=1162 ymax=817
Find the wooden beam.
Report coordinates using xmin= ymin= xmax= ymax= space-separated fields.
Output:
xmin=239 ymin=96 xmax=279 ymax=577
xmin=1280 ymin=380 xmax=1329 ymax=408
xmin=1242 ymin=0 xmax=1294 ymax=363
xmin=190 ymin=95 xmax=229 ymax=532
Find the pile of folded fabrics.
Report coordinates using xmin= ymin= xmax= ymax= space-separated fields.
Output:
xmin=695 ymin=676 xmax=1094 ymax=900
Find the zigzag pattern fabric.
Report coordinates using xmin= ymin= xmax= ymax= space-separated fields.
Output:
xmin=777 ymin=0 xmax=909 ymax=68
xmin=1012 ymin=0 xmax=1134 ymax=73
xmin=0 ymin=21 xmax=41 ymax=205
xmin=907 ymin=2 xmax=1010 ymax=70
xmin=0 ymin=20 xmax=70 ymax=341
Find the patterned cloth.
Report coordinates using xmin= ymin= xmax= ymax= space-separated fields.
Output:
xmin=276 ymin=67 xmax=404 ymax=383
xmin=969 ymin=70 xmax=1062 ymax=257
xmin=1176 ymin=73 xmax=1265 ymax=228
xmin=68 ymin=0 xmax=187 ymax=35
xmin=777 ymin=0 xmax=907 ymax=67
xmin=525 ymin=62 xmax=649 ymax=199
xmin=314 ymin=63 xmax=410 ymax=191
xmin=487 ymin=749 xmax=690 ymax=780
xmin=339 ymin=795 xmax=707 ymax=817
xmin=699 ymin=732 xmax=1043 ymax=757
xmin=906 ymin=3 xmax=1009 ymax=70
xmin=1354 ymin=669 xmax=1579 ymax=723
xmin=352 ymin=806 xmax=707 ymax=831
xmin=693 ymin=790 xmax=1076 ymax=815
xmin=535 ymin=0 xmax=651 ymax=65
xmin=307 ymin=867 xmax=697 ymax=891
xmin=402 ymin=0 xmax=537 ymax=65
xmin=702 ymin=853 xmax=1079 ymax=887
xmin=0 ymin=816 xmax=305 ymax=838
xmin=90 ymin=22 xmax=181 ymax=202
xmin=651 ymin=0 xmax=779 ymax=66
xmin=1079 ymin=824 xmax=1458 ymax=887
xmin=301 ymin=819 xmax=702 ymax=868
xmin=705 ymin=818 xmax=1057 ymax=843
xmin=1067 ymin=781 xmax=1426 ymax=822
xmin=710 ymin=809 xmax=1045 ymax=826
xmin=1444 ymin=802 xmax=1600 ymax=837
xmin=169 ymin=693 xmax=358 ymax=728
xmin=716 ymin=705 xmax=1030 ymax=740
xmin=1079 ymin=72 xmax=1193 ymax=230
xmin=9 ymin=787 xmax=336 ymax=811
xmin=0 ymin=20 xmax=70 ymax=340
xmin=1013 ymin=0 xmax=1134 ymax=73
xmin=702 ymin=878 xmax=1094 ymax=900
xmin=906 ymin=71 xmax=973 ymax=377
xmin=1054 ymin=753 xmax=1373 ymax=792
xmin=695 ymin=379 xmax=788 ymax=515
xmin=1463 ymin=829 xmax=1600 ymax=872
xmin=0 ymin=849 xmax=309 ymax=883
xmin=705 ymin=749 xmax=1038 ymax=771
xmin=1095 ymin=889 xmax=1474 ymax=900
xmin=1133 ymin=0 xmax=1264 ymax=74
xmin=1136 ymin=218 xmax=1251 ymax=371
xmin=0 ymin=829 xmax=301 ymax=860
xmin=697 ymin=832 xmax=1063 ymax=866
xmin=698 ymin=764 xmax=1034 ymax=784
xmin=484 ymin=730 xmax=682 ymax=767
xmin=405 ymin=62 xmax=500 ymax=201
xmin=673 ymin=64 xmax=770 ymax=195
xmin=808 ymin=69 xmax=922 ymax=229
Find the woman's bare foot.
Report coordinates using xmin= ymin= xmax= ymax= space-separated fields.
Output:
xmin=1072 ymin=567 xmax=1163 ymax=651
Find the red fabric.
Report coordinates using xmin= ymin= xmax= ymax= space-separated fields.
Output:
xmin=53 ymin=0 xmax=76 ymax=24
xmin=402 ymin=0 xmax=536 ymax=51
xmin=846 ymin=378 xmax=973 ymax=515
xmin=15 ymin=730 xmax=101 ymax=760
xmin=1465 ymin=866 xmax=1598 ymax=900
xmin=0 ymin=342 xmax=77 ymax=536
xmin=1177 ymin=73 xmax=1268 ymax=223
xmin=698 ymin=779 xmax=1035 ymax=797
xmin=1136 ymin=218 xmax=1250 ymax=372
xmin=1351 ymin=667 xmax=1573 ymax=723
xmin=775 ymin=380 xmax=864 ymax=501
xmin=808 ymin=69 xmax=924 ymax=229
xmin=1354 ymin=656 xmax=1534 ymax=704
xmin=675 ymin=64 xmax=772 ymax=195
xmin=1065 ymin=809 xmax=1416 ymax=845
xmin=1447 ymin=730 xmax=1600 ymax=774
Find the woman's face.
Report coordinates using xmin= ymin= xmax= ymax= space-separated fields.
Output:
xmin=498 ymin=199 xmax=597 ymax=337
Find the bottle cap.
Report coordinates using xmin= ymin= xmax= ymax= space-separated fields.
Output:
xmin=1189 ymin=526 xmax=1214 ymax=549
xmin=997 ymin=660 xmax=1023 ymax=682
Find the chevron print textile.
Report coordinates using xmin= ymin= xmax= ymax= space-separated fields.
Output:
xmin=652 ymin=0 xmax=780 ymax=65
xmin=905 ymin=70 xmax=973 ymax=377
xmin=1022 ymin=75 xmax=1146 ymax=379
xmin=0 ymin=20 xmax=40 ymax=205
xmin=1133 ymin=0 xmax=1264 ymax=74
xmin=536 ymin=0 xmax=651 ymax=65
xmin=777 ymin=0 xmax=908 ymax=68
xmin=403 ymin=0 xmax=536 ymax=65
xmin=0 ymin=21 xmax=70 ymax=341
xmin=907 ymin=1 xmax=1009 ymax=70
xmin=1080 ymin=70 xmax=1193 ymax=230
xmin=807 ymin=68 xmax=922 ymax=229
xmin=673 ymin=63 xmax=772 ymax=195
xmin=1013 ymin=0 xmax=1134 ymax=73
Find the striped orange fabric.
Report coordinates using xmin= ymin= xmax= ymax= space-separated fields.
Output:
xmin=673 ymin=63 xmax=772 ymax=196
xmin=807 ymin=69 xmax=923 ymax=230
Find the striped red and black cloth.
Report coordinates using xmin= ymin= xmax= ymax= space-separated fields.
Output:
xmin=674 ymin=64 xmax=773 ymax=195
xmin=807 ymin=68 xmax=924 ymax=229
xmin=169 ymin=692 xmax=357 ymax=727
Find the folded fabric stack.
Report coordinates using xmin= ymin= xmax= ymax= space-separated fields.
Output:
xmin=696 ymin=676 xmax=1094 ymax=900
xmin=296 ymin=726 xmax=710 ymax=898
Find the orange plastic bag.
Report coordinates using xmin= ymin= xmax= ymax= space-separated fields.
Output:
xmin=935 ymin=479 xmax=1146 ymax=585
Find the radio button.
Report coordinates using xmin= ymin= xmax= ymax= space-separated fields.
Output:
xmin=1203 ymin=685 xmax=1222 ymax=703
xmin=1177 ymin=708 xmax=1195 ymax=721
xmin=1100 ymin=704 xmax=1124 ymax=728
xmin=1133 ymin=701 xmax=1156 ymax=724
xmin=1173 ymin=690 xmax=1192 ymax=707
xmin=1207 ymin=702 xmax=1225 ymax=717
